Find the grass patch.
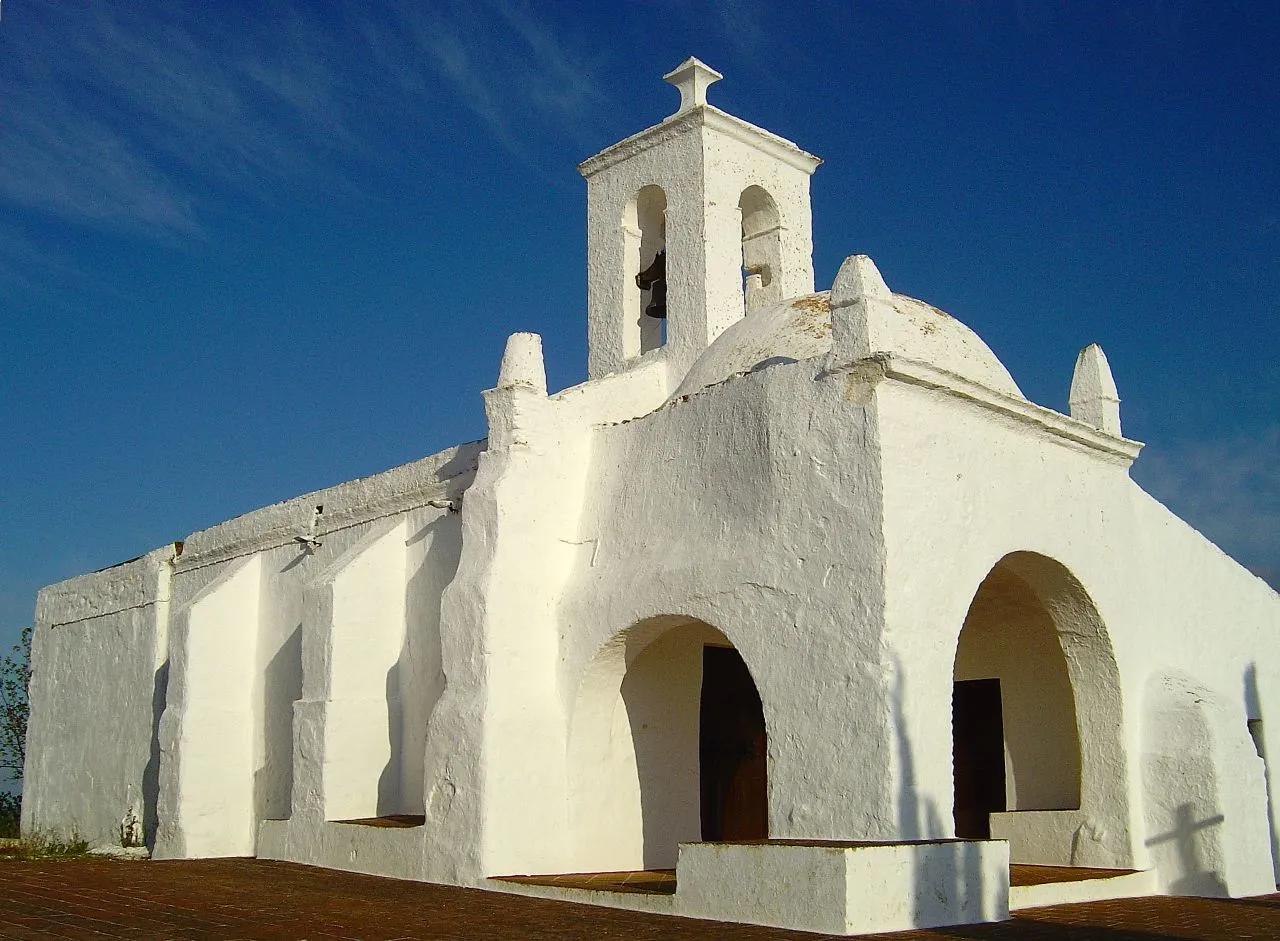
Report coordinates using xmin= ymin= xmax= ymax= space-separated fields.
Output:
xmin=0 ymin=830 xmax=92 ymax=860
xmin=0 ymin=792 xmax=92 ymax=858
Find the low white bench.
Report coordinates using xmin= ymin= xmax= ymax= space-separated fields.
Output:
xmin=675 ymin=838 xmax=1010 ymax=935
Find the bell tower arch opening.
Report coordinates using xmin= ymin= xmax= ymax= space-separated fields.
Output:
xmin=624 ymin=185 xmax=667 ymax=356
xmin=739 ymin=185 xmax=782 ymax=313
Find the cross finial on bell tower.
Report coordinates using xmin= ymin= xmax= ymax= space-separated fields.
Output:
xmin=663 ymin=57 xmax=723 ymax=114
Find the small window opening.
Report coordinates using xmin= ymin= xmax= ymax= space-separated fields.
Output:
xmin=623 ymin=185 xmax=667 ymax=357
xmin=739 ymin=186 xmax=782 ymax=313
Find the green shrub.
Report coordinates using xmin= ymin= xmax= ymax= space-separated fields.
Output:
xmin=0 ymin=627 xmax=30 ymax=842
xmin=0 ymin=791 xmax=18 ymax=839
xmin=1 ymin=627 xmax=31 ymax=784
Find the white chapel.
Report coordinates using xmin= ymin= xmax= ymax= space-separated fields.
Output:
xmin=22 ymin=60 xmax=1280 ymax=935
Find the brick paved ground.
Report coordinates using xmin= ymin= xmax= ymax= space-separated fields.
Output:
xmin=0 ymin=858 xmax=1276 ymax=940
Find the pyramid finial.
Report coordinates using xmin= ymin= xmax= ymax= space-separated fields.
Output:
xmin=831 ymin=254 xmax=891 ymax=305
xmin=826 ymin=254 xmax=897 ymax=369
xmin=663 ymin=57 xmax=723 ymax=114
xmin=1069 ymin=343 xmax=1121 ymax=435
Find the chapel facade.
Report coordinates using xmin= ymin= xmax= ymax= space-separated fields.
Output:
xmin=22 ymin=60 xmax=1280 ymax=935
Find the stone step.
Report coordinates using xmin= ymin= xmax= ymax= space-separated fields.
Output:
xmin=1010 ymin=865 xmax=1159 ymax=910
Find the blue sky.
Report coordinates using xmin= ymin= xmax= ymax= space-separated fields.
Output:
xmin=2 ymin=0 xmax=1278 ymax=659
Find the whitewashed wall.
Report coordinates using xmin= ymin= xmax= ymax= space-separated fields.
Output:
xmin=23 ymin=545 xmax=177 ymax=847
xmin=870 ymin=351 xmax=1280 ymax=886
xmin=131 ymin=443 xmax=479 ymax=859
xmin=558 ymin=356 xmax=897 ymax=863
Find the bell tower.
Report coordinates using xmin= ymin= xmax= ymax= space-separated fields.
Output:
xmin=579 ymin=58 xmax=821 ymax=381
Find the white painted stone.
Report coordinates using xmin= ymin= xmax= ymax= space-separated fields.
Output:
xmin=155 ymin=554 xmax=264 ymax=858
xmin=311 ymin=519 xmax=409 ymax=821
xmin=663 ymin=57 xmax=723 ymax=113
xmin=21 ymin=59 xmax=1280 ymax=936
xmin=677 ymin=840 xmax=1009 ymax=935
xmin=1009 ymin=868 xmax=1157 ymax=910
xmin=87 ymin=844 xmax=150 ymax=859
xmin=1140 ymin=671 xmax=1274 ymax=896
xmin=1070 ymin=343 xmax=1122 ymax=435
xmin=496 ymin=332 xmax=548 ymax=394
xmin=22 ymin=545 xmax=177 ymax=847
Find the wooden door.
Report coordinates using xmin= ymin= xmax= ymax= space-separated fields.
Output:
xmin=700 ymin=646 xmax=768 ymax=841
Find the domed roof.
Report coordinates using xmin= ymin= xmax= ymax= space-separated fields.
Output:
xmin=671 ymin=291 xmax=1023 ymax=400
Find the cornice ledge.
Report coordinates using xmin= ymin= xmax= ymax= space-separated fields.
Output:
xmin=174 ymin=441 xmax=484 ymax=574
xmin=879 ymin=354 xmax=1145 ymax=466
xmin=578 ymin=106 xmax=819 ymax=178
xmin=700 ymin=106 xmax=821 ymax=173
xmin=578 ymin=110 xmax=702 ymax=177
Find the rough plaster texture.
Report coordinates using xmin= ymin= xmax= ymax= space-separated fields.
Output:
xmin=23 ymin=546 xmax=176 ymax=847
xmin=1141 ymin=671 xmax=1274 ymax=896
xmin=156 ymin=553 xmax=270 ymax=858
xmin=309 ymin=518 xmax=410 ymax=821
xmin=566 ymin=619 xmax=723 ymax=872
xmin=22 ymin=59 xmax=1280 ymax=935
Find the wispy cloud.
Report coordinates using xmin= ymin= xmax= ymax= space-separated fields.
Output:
xmin=710 ymin=0 xmax=770 ymax=57
xmin=0 ymin=77 xmax=200 ymax=238
xmin=363 ymin=0 xmax=612 ymax=159
xmin=0 ymin=1 xmax=614 ymax=241
xmin=0 ymin=224 xmax=107 ymax=314
xmin=1133 ymin=426 xmax=1280 ymax=589
xmin=493 ymin=2 xmax=608 ymax=118
xmin=0 ymin=3 xmax=380 ymax=241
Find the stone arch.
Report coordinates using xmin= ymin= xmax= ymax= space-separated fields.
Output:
xmin=566 ymin=615 xmax=768 ymax=873
xmin=622 ymin=185 xmax=667 ymax=357
xmin=951 ymin=551 xmax=1133 ymax=867
xmin=739 ymin=185 xmax=782 ymax=312
xmin=1141 ymin=671 xmax=1274 ymax=896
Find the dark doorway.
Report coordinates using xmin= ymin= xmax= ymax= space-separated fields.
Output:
xmin=700 ymin=646 xmax=768 ymax=841
xmin=953 ymin=678 xmax=1006 ymax=839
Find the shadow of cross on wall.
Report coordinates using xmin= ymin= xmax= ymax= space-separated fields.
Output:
xmin=1145 ymin=802 xmax=1227 ymax=896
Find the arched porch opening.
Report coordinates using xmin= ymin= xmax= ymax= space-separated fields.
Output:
xmin=566 ymin=616 xmax=767 ymax=873
xmin=950 ymin=552 xmax=1131 ymax=865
